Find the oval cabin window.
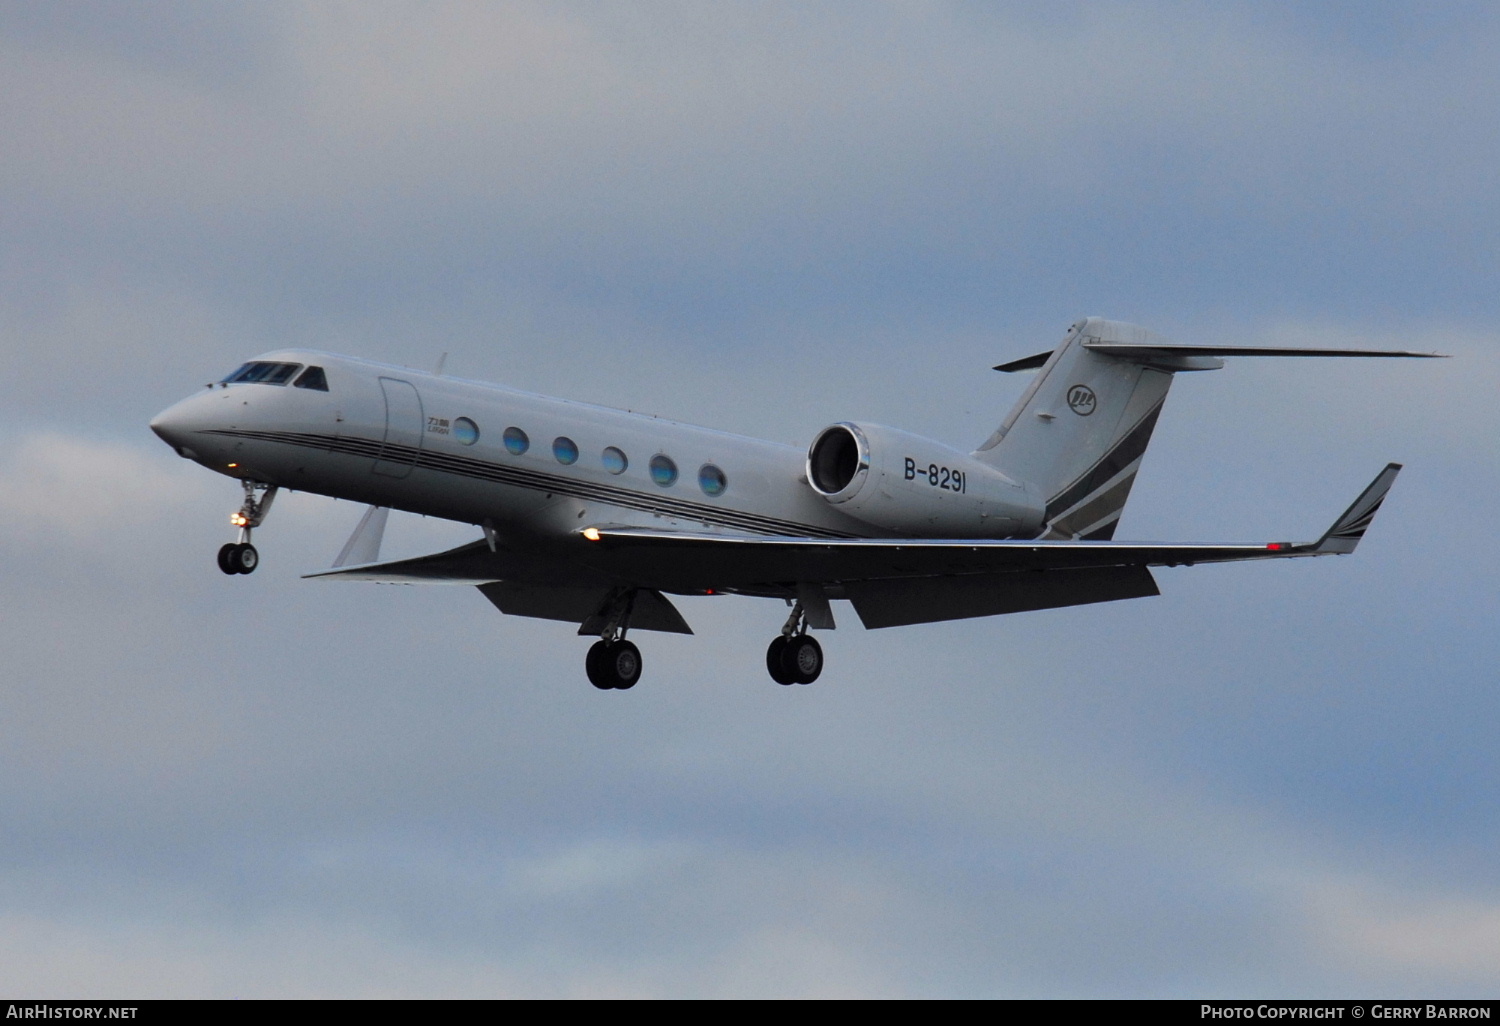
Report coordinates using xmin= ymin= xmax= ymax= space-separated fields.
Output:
xmin=503 ymin=426 xmax=529 ymax=455
xmin=649 ymin=454 xmax=678 ymax=487
xmin=698 ymin=463 xmax=727 ymax=496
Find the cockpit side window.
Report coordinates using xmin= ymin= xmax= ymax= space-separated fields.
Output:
xmin=223 ymin=361 xmax=303 ymax=385
xmin=293 ymin=366 xmax=329 ymax=391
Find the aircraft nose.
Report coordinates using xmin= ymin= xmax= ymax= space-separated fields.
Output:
xmin=150 ymin=396 xmax=203 ymax=460
xmin=150 ymin=403 xmax=182 ymax=443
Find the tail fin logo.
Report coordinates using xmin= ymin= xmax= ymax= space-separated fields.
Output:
xmin=1067 ymin=385 xmax=1097 ymax=416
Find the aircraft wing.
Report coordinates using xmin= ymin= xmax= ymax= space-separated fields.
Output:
xmin=577 ymin=464 xmax=1401 ymax=627
xmin=306 ymin=464 xmax=1398 ymax=630
xmin=585 ymin=463 xmax=1399 ymax=574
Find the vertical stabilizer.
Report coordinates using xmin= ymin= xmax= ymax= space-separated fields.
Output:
xmin=974 ymin=318 xmax=1201 ymax=540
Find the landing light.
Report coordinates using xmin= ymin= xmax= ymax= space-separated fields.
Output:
xmin=231 ymin=513 xmax=250 ymax=527
xmin=582 ymin=528 xmax=601 ymax=541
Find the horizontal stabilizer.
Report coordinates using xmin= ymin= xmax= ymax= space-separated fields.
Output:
xmin=996 ymin=343 xmax=1444 ymax=373
xmin=1081 ymin=341 xmax=1446 ymax=360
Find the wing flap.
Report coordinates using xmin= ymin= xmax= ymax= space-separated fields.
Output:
xmin=846 ymin=566 xmax=1159 ymax=628
xmin=478 ymin=581 xmax=693 ymax=635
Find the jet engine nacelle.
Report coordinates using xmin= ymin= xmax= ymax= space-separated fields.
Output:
xmin=805 ymin=422 xmax=1044 ymax=537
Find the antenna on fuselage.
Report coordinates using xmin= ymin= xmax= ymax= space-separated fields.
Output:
xmin=434 ymin=352 xmax=448 ymax=376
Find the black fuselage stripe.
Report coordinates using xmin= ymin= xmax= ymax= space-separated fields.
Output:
xmin=204 ymin=429 xmax=857 ymax=539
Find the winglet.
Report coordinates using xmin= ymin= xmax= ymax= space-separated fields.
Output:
xmin=1314 ymin=463 xmax=1402 ymax=554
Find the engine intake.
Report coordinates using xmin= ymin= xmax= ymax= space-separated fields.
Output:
xmin=807 ymin=422 xmax=869 ymax=498
xmin=806 ymin=421 xmax=1043 ymax=537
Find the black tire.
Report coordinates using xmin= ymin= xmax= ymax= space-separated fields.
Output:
xmin=782 ymin=635 xmax=823 ymax=685
xmin=217 ymin=543 xmax=239 ymax=575
xmin=607 ymin=640 xmax=642 ymax=690
xmin=235 ymin=543 xmax=259 ymax=574
xmin=766 ymin=636 xmax=796 ymax=685
xmin=586 ymin=640 xmax=614 ymax=689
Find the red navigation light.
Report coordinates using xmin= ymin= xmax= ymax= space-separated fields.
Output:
xmin=1266 ymin=543 xmax=1283 ymax=550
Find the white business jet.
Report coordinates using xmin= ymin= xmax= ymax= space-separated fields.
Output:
xmin=150 ymin=317 xmax=1438 ymax=690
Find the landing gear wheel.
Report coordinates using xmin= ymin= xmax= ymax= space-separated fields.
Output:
xmin=235 ymin=543 xmax=258 ymax=574
xmin=217 ymin=481 xmax=276 ymax=577
xmin=586 ymin=639 xmax=642 ymax=690
xmin=607 ymin=640 xmax=641 ymax=690
xmin=766 ymin=636 xmax=796 ymax=685
xmin=782 ymin=635 xmax=823 ymax=685
xmin=586 ymin=640 xmax=612 ymax=689
xmin=219 ymin=543 xmax=258 ymax=575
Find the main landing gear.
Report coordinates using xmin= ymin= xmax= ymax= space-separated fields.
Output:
xmin=581 ymin=593 xmax=826 ymax=691
xmin=766 ymin=601 xmax=823 ymax=686
xmin=586 ymin=591 xmax=642 ymax=690
xmin=587 ymin=638 xmax=642 ymax=690
xmin=218 ymin=480 xmax=277 ymax=576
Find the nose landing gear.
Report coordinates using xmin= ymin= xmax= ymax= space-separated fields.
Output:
xmin=766 ymin=601 xmax=823 ymax=685
xmin=217 ymin=542 xmax=258 ymax=574
xmin=218 ymin=480 xmax=277 ymax=576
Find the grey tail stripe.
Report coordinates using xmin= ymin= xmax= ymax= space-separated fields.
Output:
xmin=1041 ymin=472 xmax=1136 ymax=541
xmin=1043 ymin=399 xmax=1165 ymax=522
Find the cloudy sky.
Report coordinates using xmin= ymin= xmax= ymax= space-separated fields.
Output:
xmin=1 ymin=0 xmax=1497 ymax=998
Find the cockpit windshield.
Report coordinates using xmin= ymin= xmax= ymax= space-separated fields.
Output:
xmin=293 ymin=366 xmax=328 ymax=391
xmin=222 ymin=361 xmax=302 ymax=386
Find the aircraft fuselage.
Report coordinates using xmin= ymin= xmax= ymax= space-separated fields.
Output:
xmin=151 ymin=349 xmax=879 ymax=547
